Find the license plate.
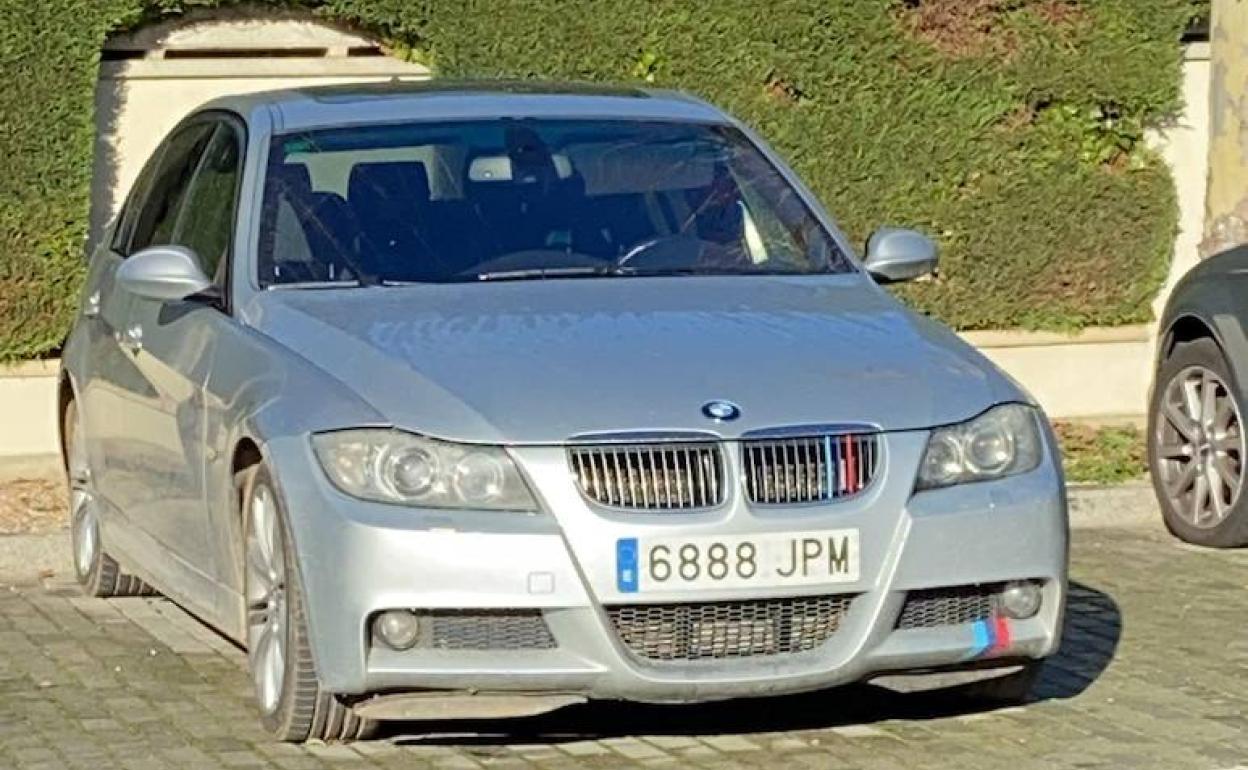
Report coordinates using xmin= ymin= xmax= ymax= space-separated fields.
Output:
xmin=615 ymin=529 xmax=859 ymax=594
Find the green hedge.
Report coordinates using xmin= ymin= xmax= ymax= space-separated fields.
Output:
xmin=0 ymin=0 xmax=1194 ymax=359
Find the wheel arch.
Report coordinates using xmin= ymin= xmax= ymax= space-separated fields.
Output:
xmin=1155 ymin=312 xmax=1248 ymax=412
xmin=231 ymin=436 xmax=264 ymax=479
xmin=57 ymin=371 xmax=77 ymax=473
xmin=229 ymin=433 xmax=267 ymax=544
xmin=1160 ymin=314 xmax=1221 ymax=363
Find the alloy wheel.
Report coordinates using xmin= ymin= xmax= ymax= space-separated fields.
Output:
xmin=1154 ymin=365 xmax=1246 ymax=528
xmin=245 ymin=483 xmax=288 ymax=716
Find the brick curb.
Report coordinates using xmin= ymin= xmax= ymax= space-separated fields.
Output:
xmin=1066 ymin=481 xmax=1158 ymax=529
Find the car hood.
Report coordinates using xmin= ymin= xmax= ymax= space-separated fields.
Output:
xmin=246 ymin=275 xmax=1026 ymax=444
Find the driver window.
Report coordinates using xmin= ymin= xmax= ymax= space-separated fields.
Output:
xmin=172 ymin=123 xmax=242 ymax=283
xmin=127 ymin=122 xmax=215 ymax=256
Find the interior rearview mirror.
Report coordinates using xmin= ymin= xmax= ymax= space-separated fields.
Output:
xmin=863 ymin=228 xmax=939 ymax=284
xmin=116 ymin=245 xmax=214 ymax=302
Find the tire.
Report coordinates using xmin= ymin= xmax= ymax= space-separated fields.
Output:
xmin=958 ymin=661 xmax=1042 ymax=705
xmin=240 ymin=463 xmax=377 ymax=742
xmin=63 ymin=399 xmax=155 ymax=598
xmin=1148 ymin=337 xmax=1248 ymax=547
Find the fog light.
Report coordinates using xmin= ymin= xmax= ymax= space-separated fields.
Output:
xmin=1000 ymin=581 xmax=1042 ymax=619
xmin=372 ymin=610 xmax=422 ymax=650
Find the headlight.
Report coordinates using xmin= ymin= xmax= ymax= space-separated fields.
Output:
xmin=916 ymin=404 xmax=1042 ymax=491
xmin=312 ymin=430 xmax=539 ymax=511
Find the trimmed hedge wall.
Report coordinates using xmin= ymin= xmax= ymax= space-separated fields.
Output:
xmin=0 ymin=0 xmax=1194 ymax=359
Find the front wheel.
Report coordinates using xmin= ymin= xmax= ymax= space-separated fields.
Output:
xmin=240 ymin=464 xmax=376 ymax=742
xmin=1148 ymin=338 xmax=1248 ymax=547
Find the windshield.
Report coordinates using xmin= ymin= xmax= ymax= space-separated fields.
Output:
xmin=257 ymin=118 xmax=853 ymax=286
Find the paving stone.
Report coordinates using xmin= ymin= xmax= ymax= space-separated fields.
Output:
xmin=699 ymin=736 xmax=760 ymax=752
xmin=557 ymin=741 xmax=612 ymax=757
xmin=2 ymin=524 xmax=1248 ymax=768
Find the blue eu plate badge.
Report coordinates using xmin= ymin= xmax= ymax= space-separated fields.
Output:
xmin=616 ymin=538 xmax=639 ymax=593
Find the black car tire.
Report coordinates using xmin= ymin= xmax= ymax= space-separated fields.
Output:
xmin=1148 ymin=338 xmax=1248 ymax=548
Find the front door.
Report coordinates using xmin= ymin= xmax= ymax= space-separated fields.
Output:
xmin=97 ymin=117 xmax=242 ymax=598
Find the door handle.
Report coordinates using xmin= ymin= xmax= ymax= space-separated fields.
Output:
xmin=83 ymin=291 xmax=101 ymax=319
xmin=123 ymin=324 xmax=143 ymax=354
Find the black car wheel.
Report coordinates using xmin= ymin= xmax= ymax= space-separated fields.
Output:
xmin=1148 ymin=338 xmax=1248 ymax=547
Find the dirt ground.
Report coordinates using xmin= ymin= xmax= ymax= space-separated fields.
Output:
xmin=0 ymin=477 xmax=66 ymax=535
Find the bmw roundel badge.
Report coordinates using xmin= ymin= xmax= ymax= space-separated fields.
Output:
xmin=702 ymin=400 xmax=741 ymax=422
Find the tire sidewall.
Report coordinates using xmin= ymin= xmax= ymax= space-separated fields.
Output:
xmin=1148 ymin=338 xmax=1248 ymax=546
xmin=64 ymin=400 xmax=108 ymax=589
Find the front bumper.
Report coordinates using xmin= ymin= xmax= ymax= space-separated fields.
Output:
xmin=266 ymin=428 xmax=1067 ymax=700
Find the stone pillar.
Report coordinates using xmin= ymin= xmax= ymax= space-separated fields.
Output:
xmin=1203 ymin=0 xmax=1248 ymax=256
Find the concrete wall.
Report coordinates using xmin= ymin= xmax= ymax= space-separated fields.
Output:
xmin=0 ymin=362 xmax=60 ymax=461
xmin=965 ymin=327 xmax=1153 ymax=421
xmin=1203 ymin=0 xmax=1248 ymax=255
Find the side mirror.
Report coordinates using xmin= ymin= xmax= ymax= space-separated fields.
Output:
xmin=863 ymin=228 xmax=939 ymax=284
xmin=116 ymin=245 xmax=214 ymax=302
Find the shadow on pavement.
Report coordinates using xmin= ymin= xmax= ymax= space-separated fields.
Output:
xmin=386 ymin=580 xmax=1121 ymax=746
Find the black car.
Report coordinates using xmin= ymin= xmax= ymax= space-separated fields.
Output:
xmin=1149 ymin=245 xmax=1248 ymax=547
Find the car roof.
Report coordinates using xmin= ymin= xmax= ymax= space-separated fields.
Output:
xmin=199 ymin=80 xmax=732 ymax=133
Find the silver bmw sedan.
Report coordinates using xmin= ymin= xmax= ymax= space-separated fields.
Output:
xmin=60 ymin=81 xmax=1067 ymax=742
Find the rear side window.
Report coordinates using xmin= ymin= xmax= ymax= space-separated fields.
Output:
xmin=128 ymin=122 xmax=214 ymax=254
xmin=172 ymin=124 xmax=242 ymax=281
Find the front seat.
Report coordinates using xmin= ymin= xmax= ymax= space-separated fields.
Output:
xmin=348 ymin=161 xmax=437 ymax=281
xmin=259 ymin=163 xmax=362 ymax=283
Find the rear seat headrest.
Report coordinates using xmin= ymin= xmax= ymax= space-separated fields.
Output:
xmin=348 ymin=161 xmax=431 ymax=206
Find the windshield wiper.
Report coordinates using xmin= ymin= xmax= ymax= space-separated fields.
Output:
xmin=267 ymin=279 xmax=364 ymax=290
xmin=615 ymin=266 xmax=810 ymax=278
xmin=475 ymin=266 xmax=616 ymax=282
xmin=472 ymin=265 xmax=813 ymax=283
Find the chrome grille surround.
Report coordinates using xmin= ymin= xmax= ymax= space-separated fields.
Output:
xmin=415 ymin=609 xmax=557 ymax=650
xmin=569 ymin=442 xmax=725 ymax=510
xmin=606 ymin=595 xmax=855 ymax=661
xmin=742 ymin=431 xmax=881 ymax=505
xmin=895 ymin=584 xmax=1001 ymax=630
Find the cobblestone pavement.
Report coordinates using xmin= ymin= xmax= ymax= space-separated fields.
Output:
xmin=1 ymin=522 xmax=1246 ymax=770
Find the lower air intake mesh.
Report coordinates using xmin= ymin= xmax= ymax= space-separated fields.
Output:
xmin=607 ymin=595 xmax=855 ymax=661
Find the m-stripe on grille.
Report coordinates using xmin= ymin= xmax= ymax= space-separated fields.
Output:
xmin=743 ymin=433 xmax=879 ymax=504
xmin=569 ymin=443 xmax=724 ymax=509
